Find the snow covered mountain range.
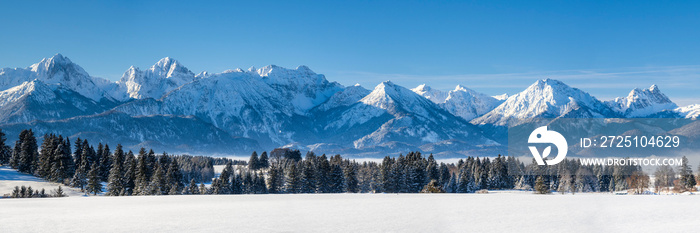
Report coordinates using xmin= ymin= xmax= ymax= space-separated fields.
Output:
xmin=0 ymin=54 xmax=697 ymax=157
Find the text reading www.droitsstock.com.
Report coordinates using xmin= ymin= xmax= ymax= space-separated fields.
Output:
xmin=579 ymin=158 xmax=684 ymax=166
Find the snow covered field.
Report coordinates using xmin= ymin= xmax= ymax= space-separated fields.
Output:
xmin=2 ymin=166 xmax=699 ymax=232
xmin=0 ymin=166 xmax=83 ymax=197
xmin=1 ymin=192 xmax=698 ymax=232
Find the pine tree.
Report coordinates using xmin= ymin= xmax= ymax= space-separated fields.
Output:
xmin=316 ymin=155 xmax=331 ymax=193
xmin=438 ymin=163 xmax=450 ymax=187
xmin=248 ymin=151 xmax=260 ymax=170
xmin=37 ymin=134 xmax=56 ymax=179
xmin=199 ymin=183 xmax=208 ymax=195
xmin=70 ymin=150 xmax=89 ymax=191
xmin=535 ymin=176 xmax=550 ymax=194
xmin=457 ymin=168 xmax=476 ymax=193
xmin=99 ymin=144 xmax=111 ymax=182
xmin=678 ymin=156 xmax=695 ymax=191
xmin=232 ymin=172 xmax=243 ymax=194
xmin=54 ymin=186 xmax=65 ymax=197
xmin=380 ymin=156 xmax=395 ymax=193
xmin=165 ymin=159 xmax=183 ymax=195
xmin=106 ymin=145 xmax=125 ymax=196
xmin=445 ymin=174 xmax=457 ymax=193
xmin=329 ymin=164 xmax=345 ymax=193
xmin=213 ymin=162 xmax=233 ymax=194
xmin=254 ymin=172 xmax=268 ymax=194
xmin=301 ymin=160 xmax=316 ymax=193
xmin=51 ymin=141 xmax=75 ymax=184
xmin=149 ymin=163 xmax=166 ymax=195
xmin=259 ymin=151 xmax=269 ymax=169
xmin=285 ymin=162 xmax=302 ymax=193
xmin=134 ymin=148 xmax=150 ymax=195
xmin=267 ymin=165 xmax=283 ymax=194
xmin=426 ymin=154 xmax=439 ymax=182
xmin=9 ymin=141 xmax=20 ymax=169
xmin=0 ymin=129 xmax=10 ymax=165
xmin=123 ymin=151 xmax=136 ymax=195
xmin=86 ymin=163 xmax=102 ymax=195
xmin=17 ymin=130 xmax=39 ymax=174
xmin=188 ymin=179 xmax=199 ymax=195
xmin=345 ymin=163 xmax=359 ymax=193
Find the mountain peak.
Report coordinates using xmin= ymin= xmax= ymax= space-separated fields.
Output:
xmin=151 ymin=57 xmax=189 ymax=74
xmin=30 ymin=53 xmax=75 ymax=72
xmin=607 ymin=84 xmax=677 ymax=117
xmin=472 ymin=79 xmax=615 ymax=125
xmin=649 ymin=84 xmax=659 ymax=92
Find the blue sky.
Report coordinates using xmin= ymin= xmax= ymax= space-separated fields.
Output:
xmin=1 ymin=0 xmax=699 ymax=105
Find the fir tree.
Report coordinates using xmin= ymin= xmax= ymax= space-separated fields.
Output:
xmin=51 ymin=141 xmax=75 ymax=184
xmin=199 ymin=183 xmax=208 ymax=195
xmin=315 ymin=155 xmax=331 ymax=193
xmin=0 ymin=129 xmax=10 ymax=165
xmin=123 ymin=151 xmax=136 ymax=195
xmin=165 ymin=159 xmax=184 ymax=195
xmin=678 ymin=156 xmax=695 ymax=191
xmin=106 ymin=145 xmax=125 ymax=196
xmin=285 ymin=162 xmax=302 ymax=193
xmin=535 ymin=176 xmax=550 ymax=194
xmin=329 ymin=164 xmax=345 ymax=193
xmin=301 ymin=160 xmax=316 ymax=193
xmin=188 ymin=179 xmax=199 ymax=195
xmin=99 ymin=144 xmax=111 ymax=182
xmin=259 ymin=151 xmax=269 ymax=169
xmin=9 ymin=141 xmax=20 ymax=169
xmin=134 ymin=148 xmax=151 ymax=195
xmin=16 ymin=130 xmax=39 ymax=174
xmin=86 ymin=163 xmax=102 ymax=195
xmin=248 ymin=151 xmax=260 ymax=170
xmin=345 ymin=163 xmax=359 ymax=193
xmin=267 ymin=165 xmax=283 ymax=194
xmin=426 ymin=154 xmax=439 ymax=182
xmin=70 ymin=150 xmax=89 ymax=191
xmin=54 ymin=186 xmax=65 ymax=197
xmin=149 ymin=163 xmax=166 ymax=195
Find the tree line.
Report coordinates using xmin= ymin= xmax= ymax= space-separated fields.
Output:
xmin=0 ymin=129 xmax=698 ymax=196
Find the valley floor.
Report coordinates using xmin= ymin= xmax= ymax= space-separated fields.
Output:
xmin=1 ymin=192 xmax=699 ymax=233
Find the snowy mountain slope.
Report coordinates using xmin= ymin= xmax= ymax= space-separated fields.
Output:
xmin=313 ymin=84 xmax=370 ymax=112
xmin=471 ymin=79 xmax=619 ymax=126
xmin=492 ymin=94 xmax=509 ymax=101
xmin=0 ymin=54 xmax=114 ymax=102
xmin=112 ymin=66 xmax=341 ymax=148
xmin=412 ymin=84 xmax=501 ymax=121
xmin=605 ymin=85 xmax=678 ymax=117
xmin=675 ymin=104 xmax=700 ymax=118
xmin=0 ymin=80 xmax=117 ymax=124
xmin=256 ymin=65 xmax=344 ymax=114
xmin=322 ymin=81 xmax=494 ymax=149
xmin=0 ymin=111 xmax=259 ymax=154
xmin=411 ymin=84 xmax=449 ymax=103
xmin=110 ymin=57 xmax=198 ymax=101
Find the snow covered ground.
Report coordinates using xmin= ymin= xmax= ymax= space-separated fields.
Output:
xmin=0 ymin=166 xmax=84 ymax=197
xmin=2 ymin=165 xmax=699 ymax=232
xmin=0 ymin=192 xmax=698 ymax=232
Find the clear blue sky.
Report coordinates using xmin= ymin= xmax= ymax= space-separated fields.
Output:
xmin=1 ymin=0 xmax=699 ymax=105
